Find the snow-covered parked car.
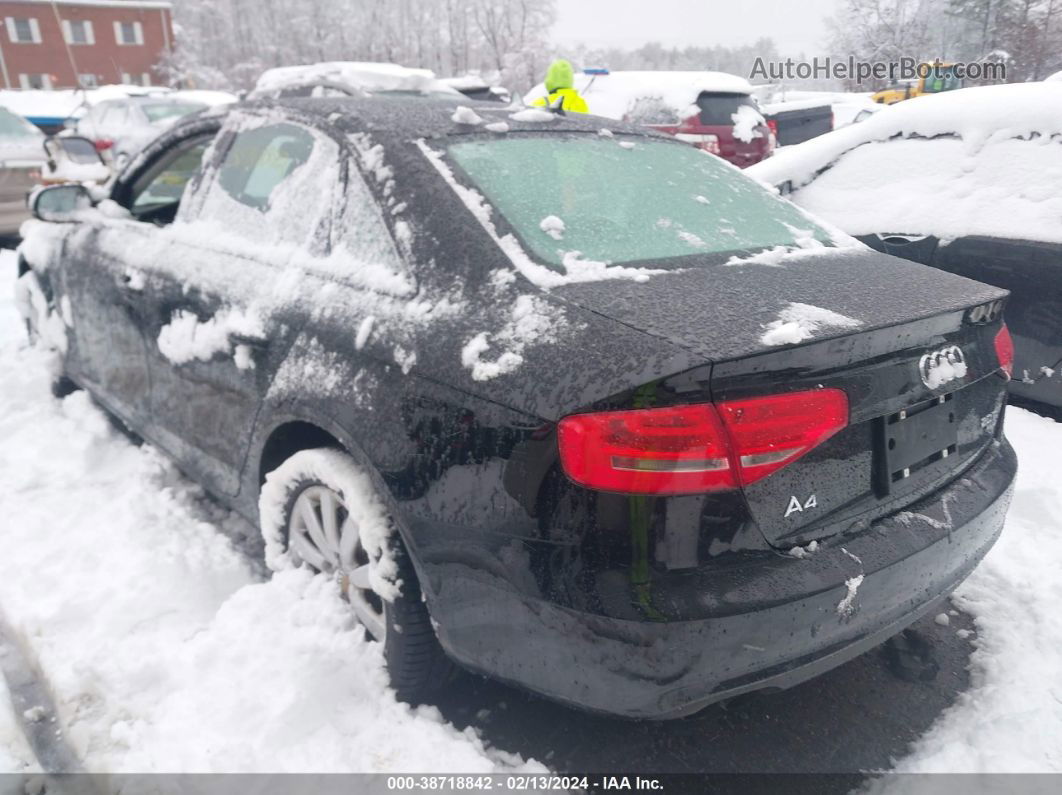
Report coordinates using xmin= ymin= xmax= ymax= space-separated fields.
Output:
xmin=16 ymin=95 xmax=1017 ymax=718
xmin=748 ymin=82 xmax=1062 ymax=410
xmin=440 ymin=75 xmax=511 ymax=104
xmin=526 ymin=70 xmax=774 ymax=167
xmin=75 ymin=95 xmax=212 ymax=172
xmin=0 ymin=104 xmax=46 ymax=240
xmin=250 ymin=61 xmax=462 ymax=100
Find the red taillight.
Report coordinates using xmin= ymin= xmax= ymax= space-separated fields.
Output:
xmin=994 ymin=324 xmax=1014 ymax=379
xmin=557 ymin=389 xmax=848 ymax=495
xmin=717 ymin=390 xmax=849 ymax=485
xmin=766 ymin=119 xmax=778 ymax=137
xmin=557 ymin=404 xmax=736 ymax=495
xmin=94 ymin=139 xmax=113 ymax=152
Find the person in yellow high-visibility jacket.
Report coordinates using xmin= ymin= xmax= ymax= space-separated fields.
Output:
xmin=532 ymin=59 xmax=589 ymax=113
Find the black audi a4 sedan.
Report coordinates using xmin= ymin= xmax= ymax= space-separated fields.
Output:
xmin=16 ymin=96 xmax=1016 ymax=719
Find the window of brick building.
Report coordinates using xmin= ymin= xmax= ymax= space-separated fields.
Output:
xmin=63 ymin=19 xmax=95 ymax=45
xmin=114 ymin=20 xmax=143 ymax=45
xmin=5 ymin=18 xmax=42 ymax=44
xmin=18 ymin=73 xmax=52 ymax=89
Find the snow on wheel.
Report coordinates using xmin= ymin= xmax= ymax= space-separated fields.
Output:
xmin=259 ymin=447 xmax=452 ymax=698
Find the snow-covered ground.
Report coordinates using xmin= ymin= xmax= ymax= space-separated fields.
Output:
xmin=0 ymin=671 xmax=36 ymax=773
xmin=0 ymin=251 xmax=541 ymax=774
xmin=1 ymin=246 xmax=1060 ymax=774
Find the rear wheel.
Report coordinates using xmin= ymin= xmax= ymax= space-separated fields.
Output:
xmin=260 ymin=448 xmax=452 ymax=701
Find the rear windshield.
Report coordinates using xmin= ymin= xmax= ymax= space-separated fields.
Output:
xmin=141 ymin=102 xmax=206 ymax=123
xmin=446 ymin=135 xmax=831 ymax=267
xmin=696 ymin=92 xmax=759 ymax=126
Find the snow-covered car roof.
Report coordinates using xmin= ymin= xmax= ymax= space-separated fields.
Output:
xmin=747 ymin=82 xmax=1062 ymax=245
xmin=524 ymin=70 xmax=754 ymax=121
xmin=748 ymin=82 xmax=1062 ymax=189
xmin=0 ymin=84 xmax=172 ymax=124
xmin=1045 ymin=70 xmax=1062 ymax=82
xmin=252 ymin=62 xmax=460 ymax=98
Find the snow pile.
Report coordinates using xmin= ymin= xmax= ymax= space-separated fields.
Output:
xmin=731 ymin=104 xmax=766 ymax=143
xmin=156 ymin=307 xmax=265 ymax=369
xmin=461 ymin=294 xmax=566 ymax=381
xmin=538 ymin=215 xmax=565 ymax=240
xmin=779 ymin=135 xmax=1062 ymax=244
xmin=873 ymin=408 xmax=1062 ymax=777
xmin=836 ymin=574 xmax=865 ymax=617
xmin=0 ymin=254 xmax=543 ymax=774
xmin=252 ymin=62 xmax=459 ymax=98
xmin=920 ymin=348 xmax=968 ymax=390
xmin=761 ymin=302 xmax=862 ymax=346
xmin=748 ymin=83 xmax=1062 ymax=243
xmin=451 ymin=106 xmax=484 ymax=126
xmin=525 ymin=70 xmax=753 ymax=123
xmin=509 ymin=108 xmax=556 ymax=123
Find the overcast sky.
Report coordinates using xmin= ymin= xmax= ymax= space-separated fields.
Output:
xmin=554 ymin=0 xmax=840 ymax=56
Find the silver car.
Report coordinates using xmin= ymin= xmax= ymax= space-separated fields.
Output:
xmin=75 ymin=96 xmax=207 ymax=171
xmin=0 ymin=105 xmax=44 ymax=239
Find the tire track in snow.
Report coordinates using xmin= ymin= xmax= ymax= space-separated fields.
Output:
xmin=0 ymin=609 xmax=84 ymax=774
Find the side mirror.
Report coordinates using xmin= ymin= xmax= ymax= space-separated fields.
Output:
xmin=32 ymin=183 xmax=93 ymax=222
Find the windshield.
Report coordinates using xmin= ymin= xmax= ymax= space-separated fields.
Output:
xmin=0 ymin=107 xmax=42 ymax=139
xmin=141 ymin=103 xmax=206 ymax=123
xmin=922 ymin=68 xmax=962 ymax=93
xmin=446 ymin=135 xmax=831 ymax=267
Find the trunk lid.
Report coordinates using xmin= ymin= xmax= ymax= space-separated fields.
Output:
xmin=553 ymin=246 xmax=1010 ymax=547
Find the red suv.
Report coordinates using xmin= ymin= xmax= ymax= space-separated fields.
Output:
xmin=647 ymin=91 xmax=774 ymax=167
xmin=536 ymin=70 xmax=775 ymax=168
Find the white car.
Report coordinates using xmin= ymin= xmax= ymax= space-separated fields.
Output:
xmin=75 ymin=96 xmax=209 ymax=171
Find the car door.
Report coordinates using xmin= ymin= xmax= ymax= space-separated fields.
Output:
xmin=134 ymin=114 xmax=343 ymax=497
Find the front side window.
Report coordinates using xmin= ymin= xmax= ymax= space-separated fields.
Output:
xmin=446 ymin=135 xmax=831 ymax=268
xmin=130 ymin=138 xmax=211 ymax=222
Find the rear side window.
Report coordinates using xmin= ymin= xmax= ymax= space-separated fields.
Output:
xmin=446 ymin=135 xmax=830 ymax=267
xmin=696 ymin=92 xmax=758 ymax=126
xmin=194 ymin=118 xmax=338 ymax=252
xmin=217 ymin=123 xmax=314 ymax=211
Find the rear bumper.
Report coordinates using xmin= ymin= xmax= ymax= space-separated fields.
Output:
xmin=428 ymin=439 xmax=1016 ymax=719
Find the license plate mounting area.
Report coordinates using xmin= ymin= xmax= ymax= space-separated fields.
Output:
xmin=875 ymin=393 xmax=958 ymax=496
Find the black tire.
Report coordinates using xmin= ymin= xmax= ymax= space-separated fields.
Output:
xmin=382 ymin=541 xmax=454 ymax=701
xmin=259 ymin=447 xmax=452 ymax=702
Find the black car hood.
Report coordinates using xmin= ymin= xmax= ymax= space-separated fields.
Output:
xmin=550 ymin=246 xmax=1008 ymax=363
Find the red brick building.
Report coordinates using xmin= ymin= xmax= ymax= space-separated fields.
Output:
xmin=0 ymin=0 xmax=173 ymax=89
